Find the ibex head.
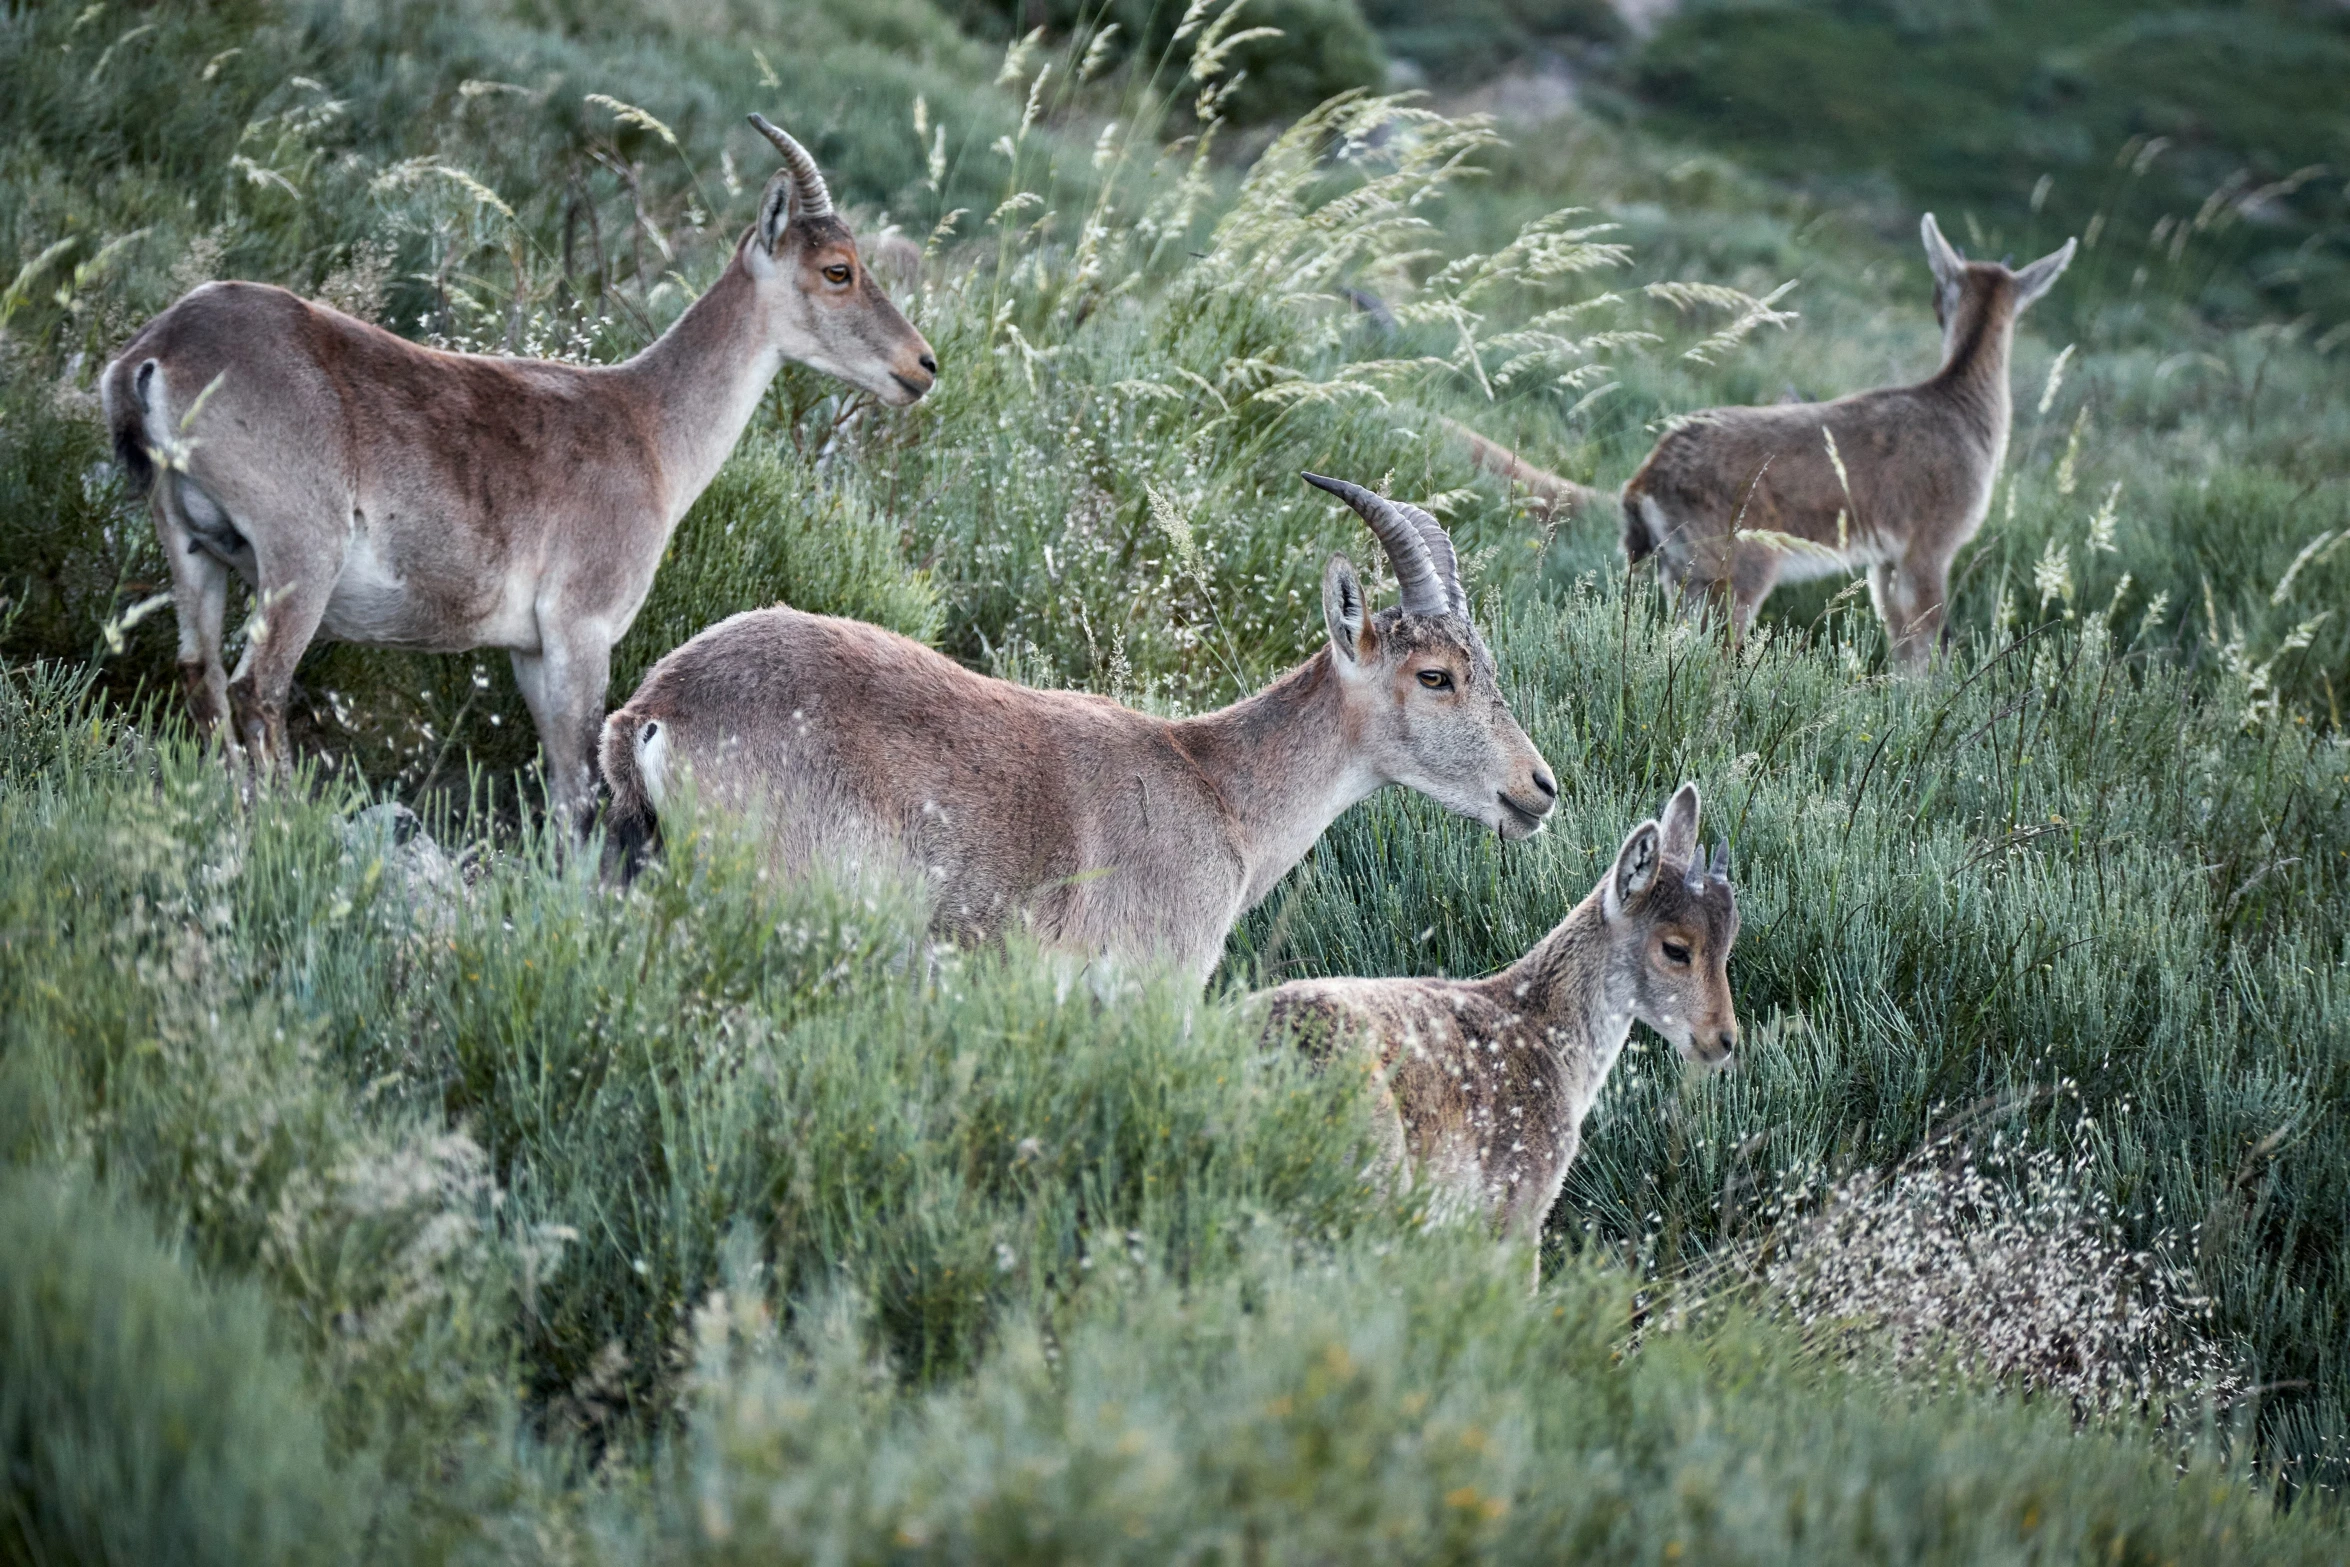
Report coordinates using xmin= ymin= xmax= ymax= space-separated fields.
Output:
xmin=1922 ymin=212 xmax=2075 ymax=360
xmin=744 ymin=114 xmax=936 ymax=405
xmin=1303 ymin=473 xmax=1556 ymax=841
xmin=1601 ymin=782 xmax=1740 ymax=1065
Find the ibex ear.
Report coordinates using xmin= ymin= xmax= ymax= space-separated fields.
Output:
xmin=756 ymin=170 xmax=795 ymax=255
xmin=1921 ymin=213 xmax=1966 ymax=287
xmin=1658 ymin=782 xmax=1701 ymax=870
xmin=1323 ymin=555 xmax=1370 ymax=665
xmin=1605 ymin=820 xmax=1662 ymax=921
xmin=2011 ymin=237 xmax=2077 ymax=312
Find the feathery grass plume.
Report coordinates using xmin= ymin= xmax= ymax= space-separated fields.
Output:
xmin=2055 ymin=405 xmax=2087 ymax=496
xmin=1644 ymin=279 xmax=1800 ymax=364
xmin=2272 ymin=529 xmax=2347 ymax=604
xmin=996 ymin=25 xmax=1044 ymax=86
xmin=2087 ymin=479 xmax=2122 ymax=553
xmin=2037 ymin=342 xmax=2075 ymax=416
xmin=2034 ymin=535 xmax=2075 ymax=612
xmin=1078 ymin=22 xmax=1122 ymax=83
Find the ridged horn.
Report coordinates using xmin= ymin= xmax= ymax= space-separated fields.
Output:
xmin=746 ymin=113 xmax=833 ymax=219
xmin=1709 ymin=840 xmax=1730 ymax=882
xmin=1393 ymin=496 xmax=1469 ymax=619
xmin=1300 ymin=472 xmax=1452 ymax=618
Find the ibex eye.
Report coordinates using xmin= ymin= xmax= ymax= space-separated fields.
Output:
xmin=1416 ymin=670 xmax=1452 ymax=691
xmin=822 ymin=264 xmax=851 ymax=284
xmin=1661 ymin=941 xmax=1692 ymax=965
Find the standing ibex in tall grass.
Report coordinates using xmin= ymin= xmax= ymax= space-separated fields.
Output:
xmin=1621 ymin=216 xmax=2074 ymax=667
xmin=103 ymin=115 xmax=935 ymax=817
xmin=1258 ymin=783 xmax=1737 ymax=1255
xmin=600 ymin=474 xmax=1558 ymax=984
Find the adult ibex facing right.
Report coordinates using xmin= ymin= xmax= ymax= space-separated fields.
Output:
xmin=600 ymin=474 xmax=1556 ymax=986
xmin=1621 ymin=215 xmax=2074 ymax=668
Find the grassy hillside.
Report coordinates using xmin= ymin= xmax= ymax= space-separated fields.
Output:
xmin=4 ymin=0 xmax=2350 ymax=1558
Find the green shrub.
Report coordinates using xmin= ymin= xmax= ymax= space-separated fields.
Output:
xmin=0 ymin=1171 xmax=365 ymax=1567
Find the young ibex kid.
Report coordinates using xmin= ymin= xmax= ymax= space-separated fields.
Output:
xmin=1258 ymin=783 xmax=1737 ymax=1252
xmin=1620 ymin=216 xmax=2075 ymax=667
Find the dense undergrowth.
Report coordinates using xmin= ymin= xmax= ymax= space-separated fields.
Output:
xmin=4 ymin=0 xmax=2350 ymax=1558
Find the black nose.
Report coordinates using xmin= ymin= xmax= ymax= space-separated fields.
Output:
xmin=1718 ymin=1028 xmax=1738 ymax=1055
xmin=918 ymin=353 xmax=938 ymax=375
xmin=1532 ymin=768 xmax=1557 ymax=800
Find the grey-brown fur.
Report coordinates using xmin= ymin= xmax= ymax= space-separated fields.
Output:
xmin=600 ymin=477 xmax=1557 ymax=986
xmin=100 ymin=115 xmax=934 ymax=817
xmin=1620 ymin=215 xmax=2074 ymax=667
xmin=1258 ymin=783 xmax=1738 ymax=1248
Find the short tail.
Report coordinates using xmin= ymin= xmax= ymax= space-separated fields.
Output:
xmin=1618 ymin=486 xmax=1662 ymax=566
xmin=597 ymin=709 xmax=667 ymax=880
xmin=101 ymin=355 xmax=160 ymax=499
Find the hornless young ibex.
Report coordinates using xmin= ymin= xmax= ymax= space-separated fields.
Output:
xmin=1257 ymin=783 xmax=1737 ymax=1255
xmin=1620 ymin=216 xmax=2075 ymax=667
xmin=103 ymin=115 xmax=935 ymax=817
xmin=599 ymin=474 xmax=1559 ymax=984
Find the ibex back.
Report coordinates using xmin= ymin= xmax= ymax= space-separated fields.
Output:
xmin=600 ymin=475 xmax=1557 ymax=985
xmin=102 ymin=115 xmax=934 ymax=816
xmin=1621 ymin=215 xmax=2074 ymax=668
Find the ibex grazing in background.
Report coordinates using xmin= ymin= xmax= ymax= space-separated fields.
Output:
xmin=103 ymin=115 xmax=935 ymax=817
xmin=1258 ymin=783 xmax=1737 ymax=1259
xmin=1620 ymin=216 xmax=2074 ymax=667
xmin=600 ymin=474 xmax=1558 ymax=985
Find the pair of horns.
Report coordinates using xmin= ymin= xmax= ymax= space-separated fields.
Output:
xmin=747 ymin=112 xmax=832 ymax=218
xmin=1299 ymin=472 xmax=1468 ymax=620
xmin=1687 ymin=839 xmax=1731 ymax=889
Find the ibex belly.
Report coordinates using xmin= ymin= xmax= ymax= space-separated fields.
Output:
xmin=320 ymin=524 xmax=538 ymax=652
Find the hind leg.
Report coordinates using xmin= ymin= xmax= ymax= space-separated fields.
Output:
xmin=1878 ymin=553 xmax=1952 ymax=672
xmin=153 ymin=489 xmax=235 ymax=738
xmin=1727 ymin=541 xmax=1784 ymax=646
xmin=225 ymin=535 xmax=340 ymax=774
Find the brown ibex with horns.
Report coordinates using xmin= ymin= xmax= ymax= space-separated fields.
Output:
xmin=599 ymin=474 xmax=1558 ymax=985
xmin=1620 ymin=215 xmax=2075 ymax=667
xmin=103 ymin=115 xmax=935 ymax=817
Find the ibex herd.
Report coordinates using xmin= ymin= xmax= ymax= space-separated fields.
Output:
xmin=106 ymin=113 xmax=2069 ymax=1268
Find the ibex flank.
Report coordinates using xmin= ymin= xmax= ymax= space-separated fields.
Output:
xmin=1621 ymin=215 xmax=2075 ymax=667
xmin=1258 ymin=783 xmax=1738 ymax=1256
xmin=103 ymin=115 xmax=935 ymax=817
xmin=600 ymin=474 xmax=1558 ymax=985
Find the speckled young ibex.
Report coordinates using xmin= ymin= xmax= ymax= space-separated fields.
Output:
xmin=102 ymin=115 xmax=935 ymax=817
xmin=600 ymin=474 xmax=1558 ymax=984
xmin=1258 ymin=783 xmax=1737 ymax=1251
xmin=1621 ymin=216 xmax=2075 ymax=667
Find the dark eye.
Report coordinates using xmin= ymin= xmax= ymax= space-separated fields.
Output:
xmin=822 ymin=264 xmax=852 ymax=285
xmin=1661 ymin=940 xmax=1692 ymax=966
xmin=1416 ymin=669 xmax=1453 ymax=691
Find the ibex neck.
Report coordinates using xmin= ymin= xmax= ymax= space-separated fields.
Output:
xmin=618 ymin=255 xmax=781 ymax=522
xmin=1489 ymin=890 xmax=1637 ymax=1109
xmin=1169 ymin=649 xmax=1378 ymax=911
xmin=1927 ymin=290 xmax=2017 ymax=441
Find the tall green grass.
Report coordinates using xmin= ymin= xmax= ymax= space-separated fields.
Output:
xmin=3 ymin=0 xmax=2350 ymax=1552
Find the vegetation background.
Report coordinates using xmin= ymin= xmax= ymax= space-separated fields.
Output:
xmin=3 ymin=0 xmax=2348 ymax=1558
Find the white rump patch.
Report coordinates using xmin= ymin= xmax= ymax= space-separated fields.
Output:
xmin=637 ymin=719 xmax=671 ymax=810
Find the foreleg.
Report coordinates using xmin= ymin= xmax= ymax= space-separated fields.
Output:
xmin=511 ymin=616 xmax=614 ymax=828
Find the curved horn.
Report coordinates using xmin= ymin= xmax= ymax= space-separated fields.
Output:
xmin=1393 ymin=497 xmax=1469 ymax=619
xmin=746 ymin=113 xmax=833 ymax=218
xmin=1300 ymin=472 xmax=1449 ymax=618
